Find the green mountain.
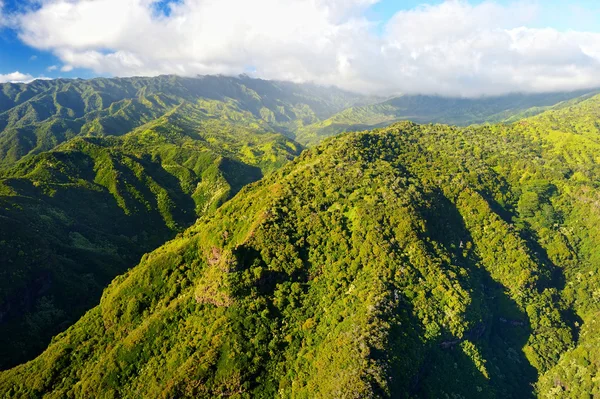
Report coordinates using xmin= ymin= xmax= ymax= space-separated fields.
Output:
xmin=0 ymin=91 xmax=304 ymax=369
xmin=4 ymin=91 xmax=600 ymax=397
xmin=296 ymin=90 xmax=600 ymax=145
xmin=4 ymin=74 xmax=594 ymax=153
xmin=0 ymin=74 xmax=375 ymax=369
xmin=0 ymin=75 xmax=369 ymax=169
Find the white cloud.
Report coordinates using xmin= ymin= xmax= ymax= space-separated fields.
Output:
xmin=0 ymin=71 xmax=35 ymax=83
xmin=11 ymin=0 xmax=600 ymax=96
xmin=0 ymin=0 xmax=5 ymax=27
xmin=47 ymin=65 xmax=58 ymax=71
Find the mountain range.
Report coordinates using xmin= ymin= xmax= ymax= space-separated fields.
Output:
xmin=1 ymin=75 xmax=600 ymax=398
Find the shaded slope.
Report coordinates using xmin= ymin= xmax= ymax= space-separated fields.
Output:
xmin=6 ymin=112 xmax=600 ymax=397
xmin=501 ymin=94 xmax=600 ymax=398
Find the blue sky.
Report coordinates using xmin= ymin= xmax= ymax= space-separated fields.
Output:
xmin=370 ymin=0 xmax=600 ymax=30
xmin=1 ymin=0 xmax=599 ymax=96
xmin=0 ymin=29 xmax=90 ymax=79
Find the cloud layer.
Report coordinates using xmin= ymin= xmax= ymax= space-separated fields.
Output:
xmin=0 ymin=71 xmax=34 ymax=83
xmin=9 ymin=0 xmax=600 ymax=96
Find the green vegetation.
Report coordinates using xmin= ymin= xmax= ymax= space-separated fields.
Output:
xmin=3 ymin=88 xmax=600 ymax=397
xmin=296 ymin=90 xmax=600 ymax=145
xmin=0 ymin=89 xmax=303 ymax=369
xmin=0 ymin=73 xmax=372 ymax=369
xmin=3 ymin=75 xmax=600 ymax=397
xmin=0 ymin=75 xmax=368 ymax=169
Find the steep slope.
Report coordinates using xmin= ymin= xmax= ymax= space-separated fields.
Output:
xmin=296 ymin=89 xmax=599 ymax=145
xmin=6 ymin=96 xmax=600 ymax=397
xmin=0 ymin=104 xmax=302 ymax=369
xmin=0 ymin=75 xmax=369 ymax=169
xmin=505 ymin=94 xmax=600 ymax=398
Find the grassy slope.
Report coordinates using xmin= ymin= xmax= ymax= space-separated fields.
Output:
xmin=4 ymin=92 xmax=600 ymax=397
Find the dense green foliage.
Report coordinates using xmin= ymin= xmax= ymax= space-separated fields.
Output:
xmin=0 ymin=75 xmax=368 ymax=169
xmin=296 ymin=90 xmax=600 ymax=145
xmin=0 ymin=73 xmax=372 ymax=369
xmin=4 ymin=89 xmax=600 ymax=397
xmin=0 ymin=85 xmax=304 ymax=369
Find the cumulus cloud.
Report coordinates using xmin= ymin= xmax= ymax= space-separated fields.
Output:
xmin=0 ymin=71 xmax=35 ymax=83
xmin=11 ymin=0 xmax=600 ymax=96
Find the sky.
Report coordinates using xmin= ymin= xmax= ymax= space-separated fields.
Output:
xmin=1 ymin=0 xmax=600 ymax=97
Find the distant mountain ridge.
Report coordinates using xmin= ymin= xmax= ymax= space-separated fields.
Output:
xmin=296 ymin=89 xmax=600 ymax=145
xmin=0 ymin=75 xmax=371 ymax=169
xmin=2 ymin=75 xmax=598 ymax=158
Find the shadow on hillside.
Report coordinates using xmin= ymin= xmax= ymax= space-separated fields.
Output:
xmin=390 ymin=188 xmax=538 ymax=398
xmin=0 ymin=150 xmax=230 ymax=370
xmin=480 ymin=186 xmax=582 ymax=343
xmin=219 ymin=157 xmax=264 ymax=198
xmin=516 ymin=224 xmax=583 ymax=341
xmin=0 ymin=184 xmax=154 ymax=370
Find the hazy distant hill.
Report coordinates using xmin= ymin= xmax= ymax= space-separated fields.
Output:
xmin=296 ymin=90 xmax=600 ymax=145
